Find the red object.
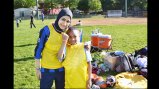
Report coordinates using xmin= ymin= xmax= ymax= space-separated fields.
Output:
xmin=91 ymin=34 xmax=112 ymax=49
xmin=91 ymin=74 xmax=107 ymax=88
xmin=91 ymin=73 xmax=99 ymax=84
xmin=95 ymin=76 xmax=107 ymax=88
xmin=50 ymin=8 xmax=61 ymax=15
xmin=91 ymin=34 xmax=99 ymax=47
xmin=98 ymin=35 xmax=112 ymax=49
xmin=92 ymin=67 xmax=98 ymax=74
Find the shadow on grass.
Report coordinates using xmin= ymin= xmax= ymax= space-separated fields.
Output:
xmin=14 ymin=44 xmax=36 ymax=47
xmin=14 ymin=57 xmax=34 ymax=62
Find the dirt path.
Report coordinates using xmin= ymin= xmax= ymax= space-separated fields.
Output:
xmin=72 ymin=17 xmax=147 ymax=26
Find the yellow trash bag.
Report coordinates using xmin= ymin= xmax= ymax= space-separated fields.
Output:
xmin=115 ymin=72 xmax=147 ymax=89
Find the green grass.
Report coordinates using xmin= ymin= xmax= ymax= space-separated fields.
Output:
xmin=14 ymin=19 xmax=147 ymax=88
xmin=78 ymin=24 xmax=147 ymax=53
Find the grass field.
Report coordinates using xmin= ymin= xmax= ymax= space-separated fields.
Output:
xmin=14 ymin=17 xmax=147 ymax=88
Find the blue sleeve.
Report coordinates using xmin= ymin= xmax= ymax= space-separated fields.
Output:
xmin=34 ymin=26 xmax=50 ymax=59
xmin=80 ymin=30 xmax=83 ymax=42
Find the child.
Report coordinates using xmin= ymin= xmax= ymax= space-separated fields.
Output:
xmin=19 ymin=17 xmax=21 ymax=23
xmin=34 ymin=8 xmax=73 ymax=89
xmin=30 ymin=14 xmax=36 ymax=28
xmin=76 ymin=20 xmax=82 ymax=26
xmin=58 ymin=27 xmax=92 ymax=89
xmin=41 ymin=12 xmax=45 ymax=22
xmin=16 ymin=18 xmax=19 ymax=28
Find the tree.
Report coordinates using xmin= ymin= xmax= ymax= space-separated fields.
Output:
xmin=38 ymin=0 xmax=44 ymax=9
xmin=130 ymin=0 xmax=147 ymax=10
xmin=43 ymin=0 xmax=58 ymax=9
xmin=41 ymin=0 xmax=59 ymax=15
xmin=77 ymin=0 xmax=90 ymax=14
xmin=55 ymin=0 xmax=79 ymax=10
xmin=89 ymin=0 xmax=102 ymax=13
xmin=14 ymin=0 xmax=36 ymax=9
xmin=99 ymin=0 xmax=147 ymax=12
xmin=65 ymin=0 xmax=80 ymax=10
xmin=100 ymin=0 xmax=107 ymax=12
xmin=100 ymin=0 xmax=116 ymax=12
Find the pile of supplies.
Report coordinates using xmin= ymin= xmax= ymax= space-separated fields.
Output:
xmin=90 ymin=46 xmax=147 ymax=89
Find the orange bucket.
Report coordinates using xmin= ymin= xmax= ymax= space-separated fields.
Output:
xmin=98 ymin=35 xmax=112 ymax=49
xmin=91 ymin=34 xmax=99 ymax=47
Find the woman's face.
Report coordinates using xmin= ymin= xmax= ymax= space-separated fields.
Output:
xmin=58 ymin=16 xmax=71 ymax=31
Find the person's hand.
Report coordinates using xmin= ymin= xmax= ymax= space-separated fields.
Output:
xmin=84 ymin=44 xmax=89 ymax=50
xmin=84 ymin=41 xmax=91 ymax=51
xmin=86 ymin=79 xmax=92 ymax=89
xmin=61 ymin=32 xmax=69 ymax=42
xmin=35 ymin=59 xmax=41 ymax=80
xmin=35 ymin=68 xmax=41 ymax=80
xmin=84 ymin=44 xmax=91 ymax=51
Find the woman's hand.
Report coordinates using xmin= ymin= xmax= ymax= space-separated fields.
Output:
xmin=35 ymin=59 xmax=41 ymax=80
xmin=61 ymin=32 xmax=69 ymax=42
xmin=35 ymin=68 xmax=41 ymax=80
xmin=86 ymin=79 xmax=92 ymax=89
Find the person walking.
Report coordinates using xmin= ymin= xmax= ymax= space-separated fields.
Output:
xmin=41 ymin=12 xmax=45 ymax=23
xmin=16 ymin=18 xmax=19 ymax=28
xmin=30 ymin=14 xmax=36 ymax=28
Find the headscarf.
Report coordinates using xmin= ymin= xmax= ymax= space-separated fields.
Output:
xmin=54 ymin=8 xmax=73 ymax=33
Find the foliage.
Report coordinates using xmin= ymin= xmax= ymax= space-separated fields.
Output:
xmin=77 ymin=0 xmax=90 ymax=14
xmin=89 ymin=0 xmax=102 ymax=12
xmin=77 ymin=0 xmax=102 ymax=14
xmin=100 ymin=0 xmax=125 ymax=11
xmin=100 ymin=0 xmax=108 ymax=12
xmin=38 ymin=0 xmax=44 ymax=9
xmin=14 ymin=0 xmax=36 ymax=9
xmin=56 ymin=0 xmax=80 ymax=10
xmin=130 ymin=0 xmax=147 ymax=10
xmin=14 ymin=0 xmax=147 ymax=15
xmin=44 ymin=0 xmax=59 ymax=9
xmin=38 ymin=0 xmax=80 ymax=14
xmin=100 ymin=0 xmax=147 ymax=12
xmin=91 ymin=52 xmax=104 ymax=63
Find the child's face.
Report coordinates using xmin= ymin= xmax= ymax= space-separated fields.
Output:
xmin=68 ymin=30 xmax=80 ymax=45
xmin=58 ymin=16 xmax=71 ymax=31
